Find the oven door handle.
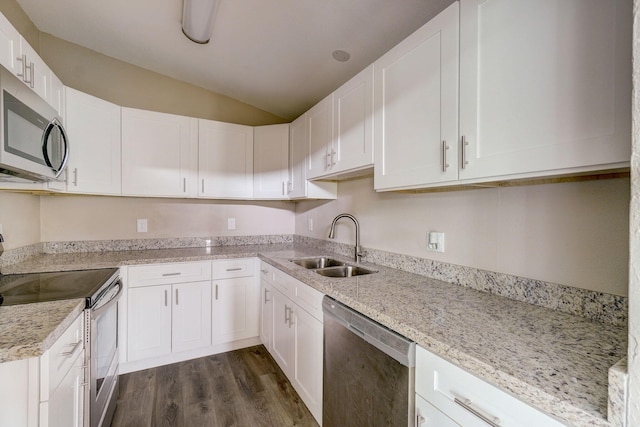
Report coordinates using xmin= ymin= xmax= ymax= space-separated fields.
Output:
xmin=92 ymin=280 xmax=123 ymax=318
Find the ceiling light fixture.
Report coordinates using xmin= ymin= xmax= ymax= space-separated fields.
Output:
xmin=182 ymin=0 xmax=220 ymax=44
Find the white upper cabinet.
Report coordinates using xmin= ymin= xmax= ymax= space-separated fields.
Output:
xmin=458 ymin=0 xmax=631 ymax=181
xmin=198 ymin=119 xmax=254 ymax=199
xmin=122 ymin=108 xmax=198 ymax=197
xmin=65 ymin=87 xmax=121 ymax=195
xmin=18 ymin=38 xmax=49 ymax=103
xmin=306 ymin=94 xmax=334 ymax=180
xmin=288 ymin=112 xmax=337 ymax=200
xmin=0 ymin=13 xmax=20 ymax=75
xmin=329 ymin=64 xmax=374 ymax=177
xmin=253 ymin=123 xmax=290 ymax=199
xmin=374 ymin=2 xmax=459 ymax=191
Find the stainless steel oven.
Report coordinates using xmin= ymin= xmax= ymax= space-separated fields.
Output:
xmin=85 ymin=273 xmax=122 ymax=427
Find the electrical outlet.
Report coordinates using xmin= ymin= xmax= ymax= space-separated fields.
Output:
xmin=227 ymin=218 xmax=236 ymax=230
xmin=136 ymin=219 xmax=148 ymax=233
xmin=308 ymin=218 xmax=314 ymax=231
xmin=427 ymin=231 xmax=445 ymax=253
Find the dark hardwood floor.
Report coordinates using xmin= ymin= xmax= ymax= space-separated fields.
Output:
xmin=111 ymin=345 xmax=319 ymax=427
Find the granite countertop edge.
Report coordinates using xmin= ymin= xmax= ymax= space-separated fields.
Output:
xmin=0 ymin=244 xmax=627 ymax=427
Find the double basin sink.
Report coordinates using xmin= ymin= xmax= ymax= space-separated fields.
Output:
xmin=290 ymin=257 xmax=377 ymax=278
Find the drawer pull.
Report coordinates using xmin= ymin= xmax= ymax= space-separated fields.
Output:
xmin=264 ymin=288 xmax=270 ymax=304
xmin=225 ymin=267 xmax=243 ymax=272
xmin=60 ymin=340 xmax=83 ymax=358
xmin=162 ymin=272 xmax=181 ymax=277
xmin=416 ymin=412 xmax=425 ymax=426
xmin=454 ymin=397 xmax=501 ymax=427
xmin=260 ymin=269 xmax=268 ymax=274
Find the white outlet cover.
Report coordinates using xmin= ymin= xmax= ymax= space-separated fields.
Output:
xmin=228 ymin=218 xmax=236 ymax=230
xmin=427 ymin=231 xmax=445 ymax=252
xmin=136 ymin=219 xmax=148 ymax=233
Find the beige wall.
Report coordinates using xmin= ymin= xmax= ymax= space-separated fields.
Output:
xmin=296 ymin=176 xmax=630 ymax=296
xmin=40 ymin=196 xmax=295 ymax=242
xmin=0 ymin=192 xmax=40 ymax=249
xmin=0 ymin=0 xmax=286 ymax=126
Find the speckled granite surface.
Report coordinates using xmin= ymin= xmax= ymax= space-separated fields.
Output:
xmin=0 ymin=241 xmax=629 ymax=426
xmin=0 ymin=298 xmax=85 ymax=363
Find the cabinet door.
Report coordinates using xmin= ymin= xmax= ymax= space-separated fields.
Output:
xmin=44 ymin=351 xmax=84 ymax=427
xmin=65 ymin=87 xmax=121 ymax=195
xmin=415 ymin=394 xmax=460 ymax=427
xmin=127 ymin=285 xmax=172 ymax=361
xmin=0 ymin=13 xmax=21 ymax=75
xmin=374 ymin=2 xmax=459 ymax=190
xmin=291 ymin=305 xmax=323 ymax=423
xmin=172 ymin=281 xmax=212 ymax=353
xmin=18 ymin=38 xmax=49 ymax=102
xmin=122 ymin=108 xmax=197 ymax=197
xmin=288 ymin=113 xmax=307 ymax=198
xmin=49 ymin=73 xmax=64 ymax=116
xmin=306 ymin=94 xmax=333 ymax=179
xmin=259 ymin=281 xmax=274 ymax=352
xmin=271 ymin=287 xmax=294 ymax=375
xmin=212 ymin=276 xmax=259 ymax=345
xmin=333 ymin=64 xmax=374 ymax=175
xmin=253 ymin=123 xmax=289 ymax=199
xmin=198 ymin=119 xmax=254 ymax=199
xmin=458 ymin=0 xmax=631 ymax=180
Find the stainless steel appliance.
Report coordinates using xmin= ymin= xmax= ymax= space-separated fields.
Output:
xmin=0 ymin=64 xmax=68 ymax=182
xmin=0 ymin=268 xmax=122 ymax=427
xmin=322 ymin=296 xmax=415 ymax=427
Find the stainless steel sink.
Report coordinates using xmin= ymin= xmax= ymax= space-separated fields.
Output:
xmin=314 ymin=265 xmax=377 ymax=278
xmin=290 ymin=257 xmax=346 ymax=269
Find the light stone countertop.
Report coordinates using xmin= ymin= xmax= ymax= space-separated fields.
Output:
xmin=0 ymin=244 xmax=628 ymax=426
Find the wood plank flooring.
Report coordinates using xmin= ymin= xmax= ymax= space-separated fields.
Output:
xmin=111 ymin=345 xmax=319 ymax=427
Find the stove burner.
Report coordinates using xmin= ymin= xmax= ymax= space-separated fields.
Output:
xmin=0 ymin=268 xmax=119 ymax=307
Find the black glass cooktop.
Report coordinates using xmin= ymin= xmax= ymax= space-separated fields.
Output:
xmin=0 ymin=268 xmax=119 ymax=307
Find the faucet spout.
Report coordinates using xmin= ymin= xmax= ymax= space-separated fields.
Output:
xmin=328 ymin=213 xmax=364 ymax=263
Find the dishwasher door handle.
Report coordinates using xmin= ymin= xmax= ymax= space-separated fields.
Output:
xmin=348 ymin=324 xmax=366 ymax=339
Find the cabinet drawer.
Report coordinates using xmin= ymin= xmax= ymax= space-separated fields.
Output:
xmin=415 ymin=346 xmax=566 ymax=427
xmin=272 ymin=267 xmax=295 ymax=298
xmin=212 ymin=258 xmax=255 ymax=279
xmin=128 ymin=261 xmax=212 ymax=287
xmin=40 ymin=313 xmax=84 ymax=401
xmin=292 ymin=277 xmax=323 ymax=322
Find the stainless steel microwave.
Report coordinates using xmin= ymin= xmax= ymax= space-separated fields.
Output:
xmin=0 ymin=65 xmax=68 ymax=182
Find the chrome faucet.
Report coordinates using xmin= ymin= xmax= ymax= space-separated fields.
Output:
xmin=328 ymin=213 xmax=365 ymax=263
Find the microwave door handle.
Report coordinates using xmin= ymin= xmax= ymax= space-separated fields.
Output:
xmin=42 ymin=119 xmax=69 ymax=177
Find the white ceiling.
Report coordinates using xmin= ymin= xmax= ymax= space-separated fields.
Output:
xmin=16 ymin=0 xmax=454 ymax=120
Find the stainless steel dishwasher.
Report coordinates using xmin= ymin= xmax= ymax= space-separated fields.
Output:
xmin=322 ymin=296 xmax=416 ymax=427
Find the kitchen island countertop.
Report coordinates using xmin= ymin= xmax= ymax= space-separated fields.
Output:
xmin=0 ymin=244 xmax=628 ymax=426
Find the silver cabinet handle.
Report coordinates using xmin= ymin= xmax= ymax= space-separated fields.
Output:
xmin=284 ymin=305 xmax=290 ymax=324
xmin=286 ymin=180 xmax=292 ymax=194
xmin=225 ymin=267 xmax=242 ymax=272
xmin=461 ymin=135 xmax=470 ymax=169
xmin=264 ymin=288 xmax=270 ymax=304
xmin=175 ymin=288 xmax=179 ymax=305
xmin=162 ymin=272 xmax=181 ymax=277
xmin=183 ymin=177 xmax=187 ymax=193
xmin=454 ymin=397 xmax=501 ymax=427
xmin=260 ymin=269 xmax=268 ymax=274
xmin=16 ymin=54 xmax=27 ymax=82
xmin=164 ymin=289 xmax=168 ymax=306
xmin=73 ymin=168 xmax=78 ymax=186
xmin=215 ymin=284 xmax=219 ymax=300
xmin=288 ymin=309 xmax=294 ymax=328
xmin=282 ymin=181 xmax=286 ymax=196
xmin=202 ymin=178 xmax=205 ymax=193
xmin=442 ymin=140 xmax=450 ymax=172
xmin=60 ymin=340 xmax=83 ymax=358
xmin=330 ymin=149 xmax=336 ymax=167
xmin=415 ymin=412 xmax=425 ymax=427
xmin=27 ymin=61 xmax=34 ymax=88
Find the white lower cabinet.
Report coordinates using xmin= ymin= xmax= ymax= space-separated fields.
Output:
xmin=415 ymin=346 xmax=566 ymax=427
xmin=127 ymin=281 xmax=212 ymax=361
xmin=124 ymin=259 xmax=260 ymax=371
xmin=127 ymin=261 xmax=213 ymax=362
xmin=259 ymin=262 xmax=323 ymax=424
xmin=211 ymin=258 xmax=260 ymax=345
xmin=0 ymin=313 xmax=85 ymax=427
